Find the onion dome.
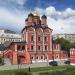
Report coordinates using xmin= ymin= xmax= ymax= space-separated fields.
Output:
xmin=28 ymin=13 xmax=34 ymax=18
xmin=33 ymin=12 xmax=39 ymax=17
xmin=41 ymin=15 xmax=47 ymax=19
xmin=25 ymin=18 xmax=28 ymax=21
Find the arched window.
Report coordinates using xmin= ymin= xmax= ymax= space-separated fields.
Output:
xmin=36 ymin=56 xmax=38 ymax=59
xmin=31 ymin=56 xmax=33 ymax=59
xmin=45 ymin=45 xmax=47 ymax=50
xmin=44 ymin=36 xmax=47 ymax=42
xmin=17 ymin=45 xmax=21 ymax=50
xmin=38 ymin=36 xmax=41 ymax=41
xmin=41 ymin=56 xmax=43 ymax=59
xmin=22 ymin=45 xmax=25 ymax=50
xmin=31 ymin=35 xmax=34 ymax=42
xmin=38 ymin=46 xmax=41 ymax=50
xmin=31 ymin=45 xmax=34 ymax=50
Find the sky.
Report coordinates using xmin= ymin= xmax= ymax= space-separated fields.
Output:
xmin=0 ymin=0 xmax=75 ymax=34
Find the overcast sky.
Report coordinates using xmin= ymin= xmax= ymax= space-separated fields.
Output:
xmin=0 ymin=0 xmax=75 ymax=34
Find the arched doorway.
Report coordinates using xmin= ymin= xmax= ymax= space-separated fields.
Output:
xmin=18 ymin=55 xmax=26 ymax=64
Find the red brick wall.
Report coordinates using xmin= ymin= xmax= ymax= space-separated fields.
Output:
xmin=70 ymin=49 xmax=75 ymax=64
xmin=12 ymin=51 xmax=18 ymax=64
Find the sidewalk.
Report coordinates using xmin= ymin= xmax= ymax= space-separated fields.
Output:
xmin=0 ymin=62 xmax=49 ymax=71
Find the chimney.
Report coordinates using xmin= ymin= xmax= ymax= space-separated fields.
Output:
xmin=41 ymin=15 xmax=47 ymax=25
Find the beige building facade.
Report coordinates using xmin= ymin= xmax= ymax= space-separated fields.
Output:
xmin=53 ymin=34 xmax=75 ymax=43
xmin=0 ymin=29 xmax=22 ymax=44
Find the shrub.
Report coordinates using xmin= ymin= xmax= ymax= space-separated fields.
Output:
xmin=14 ymin=71 xmax=32 ymax=75
xmin=0 ymin=57 xmax=3 ymax=64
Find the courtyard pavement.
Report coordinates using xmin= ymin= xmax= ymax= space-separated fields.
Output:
xmin=0 ymin=59 xmax=67 ymax=71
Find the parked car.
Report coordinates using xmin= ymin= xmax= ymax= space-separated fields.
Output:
xmin=64 ymin=60 xmax=70 ymax=64
xmin=49 ymin=61 xmax=58 ymax=66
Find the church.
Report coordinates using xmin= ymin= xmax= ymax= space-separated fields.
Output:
xmin=3 ymin=13 xmax=68 ymax=64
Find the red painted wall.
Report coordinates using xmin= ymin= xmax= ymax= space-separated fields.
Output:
xmin=70 ymin=49 xmax=75 ymax=64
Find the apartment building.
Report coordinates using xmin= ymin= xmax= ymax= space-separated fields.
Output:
xmin=0 ymin=29 xmax=22 ymax=44
xmin=53 ymin=34 xmax=75 ymax=43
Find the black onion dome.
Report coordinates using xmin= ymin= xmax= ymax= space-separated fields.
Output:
xmin=25 ymin=18 xmax=28 ymax=21
xmin=41 ymin=15 xmax=47 ymax=19
xmin=28 ymin=13 xmax=34 ymax=18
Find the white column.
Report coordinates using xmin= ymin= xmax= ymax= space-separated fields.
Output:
xmin=26 ymin=31 xmax=28 ymax=42
xmin=35 ymin=32 xmax=36 ymax=51
xmin=26 ymin=31 xmax=28 ymax=52
xmin=15 ymin=44 xmax=17 ymax=51
xmin=43 ymin=33 xmax=44 ymax=51
xmin=50 ymin=35 xmax=52 ymax=51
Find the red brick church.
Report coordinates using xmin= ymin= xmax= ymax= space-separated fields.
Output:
xmin=2 ymin=13 xmax=68 ymax=64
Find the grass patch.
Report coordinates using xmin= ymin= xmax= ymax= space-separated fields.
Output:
xmin=0 ymin=66 xmax=66 ymax=75
xmin=39 ymin=66 xmax=75 ymax=75
xmin=30 ymin=66 xmax=66 ymax=72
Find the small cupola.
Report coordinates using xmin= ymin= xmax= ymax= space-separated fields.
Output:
xmin=41 ymin=15 xmax=47 ymax=25
xmin=33 ymin=13 xmax=40 ymax=25
xmin=27 ymin=13 xmax=34 ymax=26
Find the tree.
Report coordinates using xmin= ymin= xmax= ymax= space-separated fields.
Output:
xmin=14 ymin=71 xmax=32 ymax=75
xmin=71 ymin=42 xmax=75 ymax=49
xmin=54 ymin=38 xmax=71 ymax=56
xmin=0 ymin=57 xmax=3 ymax=64
xmin=55 ymin=38 xmax=71 ymax=50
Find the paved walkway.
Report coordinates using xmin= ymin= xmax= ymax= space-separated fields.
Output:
xmin=0 ymin=59 xmax=67 ymax=71
xmin=0 ymin=61 xmax=49 ymax=71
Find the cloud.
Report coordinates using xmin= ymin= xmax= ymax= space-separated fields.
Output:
xmin=0 ymin=5 xmax=75 ymax=34
xmin=11 ymin=0 xmax=26 ymax=5
xmin=35 ymin=6 xmax=75 ymax=19
xmin=46 ymin=6 xmax=56 ymax=15
xmin=0 ymin=7 xmax=29 ymax=33
xmin=35 ymin=6 xmax=75 ymax=34
xmin=0 ymin=0 xmax=27 ymax=11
